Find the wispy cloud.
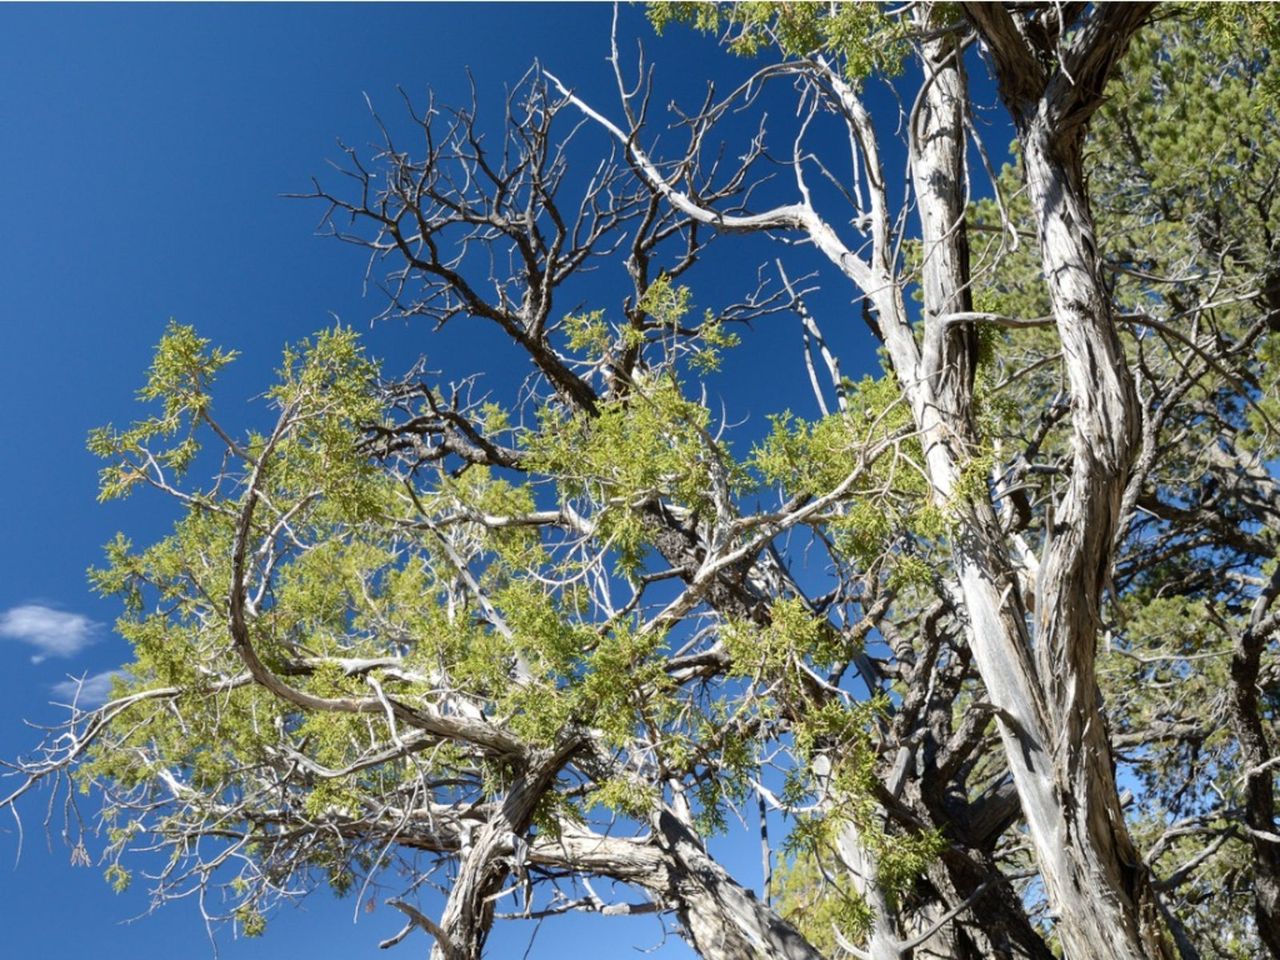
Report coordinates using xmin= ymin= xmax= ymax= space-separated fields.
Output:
xmin=51 ymin=670 xmax=125 ymax=708
xmin=0 ymin=604 xmax=99 ymax=662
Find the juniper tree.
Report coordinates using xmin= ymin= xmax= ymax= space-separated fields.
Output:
xmin=6 ymin=5 xmax=1280 ymax=960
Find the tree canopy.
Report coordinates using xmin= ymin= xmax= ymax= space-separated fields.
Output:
xmin=7 ymin=4 xmax=1280 ymax=960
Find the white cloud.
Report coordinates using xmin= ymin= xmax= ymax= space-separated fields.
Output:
xmin=51 ymin=670 xmax=125 ymax=708
xmin=0 ymin=604 xmax=99 ymax=662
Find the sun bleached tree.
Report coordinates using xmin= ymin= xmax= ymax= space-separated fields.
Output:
xmin=7 ymin=5 xmax=1280 ymax=960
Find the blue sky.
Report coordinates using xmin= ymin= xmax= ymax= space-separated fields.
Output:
xmin=0 ymin=4 xmax=998 ymax=957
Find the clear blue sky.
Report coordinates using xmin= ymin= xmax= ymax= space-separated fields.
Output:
xmin=0 ymin=4 xmax=976 ymax=957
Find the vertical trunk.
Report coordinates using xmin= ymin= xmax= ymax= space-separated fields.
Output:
xmin=908 ymin=28 xmax=1064 ymax=958
xmin=430 ymin=818 xmax=509 ymax=960
xmin=919 ymin=853 xmax=1055 ymax=960
xmin=903 ymin=892 xmax=964 ymax=960
xmin=910 ymin=10 xmax=1174 ymax=957
xmin=913 ymin=30 xmax=977 ymax=427
xmin=562 ymin=6 xmax=1170 ymax=953
xmin=1011 ymin=115 xmax=1172 ymax=960
xmin=905 ymin=36 xmax=1048 ymax=960
xmin=1228 ymin=570 xmax=1280 ymax=957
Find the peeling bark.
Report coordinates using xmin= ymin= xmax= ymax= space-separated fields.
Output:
xmin=909 ymin=8 xmax=1174 ymax=957
xmin=955 ymin=6 xmax=1175 ymax=958
xmin=651 ymin=809 xmax=826 ymax=960
xmin=430 ymin=742 xmax=579 ymax=960
xmin=1229 ymin=564 xmax=1280 ymax=957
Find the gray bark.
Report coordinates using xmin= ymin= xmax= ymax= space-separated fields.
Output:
xmin=651 ymin=809 xmax=826 ymax=960
xmin=956 ymin=6 xmax=1175 ymax=958
xmin=554 ymin=5 xmax=1173 ymax=954
xmin=430 ymin=742 xmax=579 ymax=960
xmin=893 ymin=6 xmax=1178 ymax=957
xmin=1229 ymin=563 xmax=1280 ymax=957
xmin=904 ymin=32 xmax=1051 ymax=960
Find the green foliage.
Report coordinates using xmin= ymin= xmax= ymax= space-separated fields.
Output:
xmin=80 ymin=326 xmax=442 ymax=891
xmin=723 ymin=597 xmax=848 ymax=676
xmin=565 ymin=276 xmax=740 ymax=375
xmin=774 ymin=848 xmax=875 ymax=953
xmin=139 ymin=321 xmax=238 ymax=411
xmin=751 ymin=373 xmax=913 ymax=495
xmin=689 ymin=708 xmax=754 ymax=836
xmin=87 ymin=320 xmax=237 ymax=500
xmin=638 ymin=273 xmax=693 ymax=327
xmin=1201 ymin=3 xmax=1280 ymax=107
xmin=270 ymin=326 xmax=385 ymax=522
xmin=776 ymin=694 xmax=945 ymax=950
xmin=648 ymin=2 xmax=908 ymax=80
xmin=749 ymin=373 xmax=948 ymax=587
xmin=949 ymin=449 xmax=995 ymax=507
xmin=574 ymin=620 xmax=669 ymax=746
xmin=688 ymin=313 xmax=740 ymax=374
xmin=104 ymin=863 xmax=131 ymax=894
xmin=590 ymin=776 xmax=658 ymax=819
xmin=50 ymin=15 xmax=1280 ymax=954
xmin=236 ymin=906 xmax=268 ymax=938
xmin=529 ymin=372 xmax=724 ymax=573
xmin=564 ymin=309 xmax=610 ymax=358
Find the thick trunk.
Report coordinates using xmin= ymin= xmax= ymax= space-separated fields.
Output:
xmin=910 ymin=11 xmax=1173 ymax=957
xmin=913 ymin=30 xmax=977 ymax=426
xmin=1011 ymin=115 xmax=1171 ymax=960
xmin=908 ymin=105 xmax=1172 ymax=960
xmin=1230 ymin=628 xmax=1280 ymax=956
xmin=430 ymin=744 xmax=578 ymax=960
xmin=395 ymin=812 xmax=825 ymax=960
xmin=425 ymin=769 xmax=827 ymax=960
xmin=1229 ymin=568 xmax=1280 ymax=957
xmin=904 ymin=36 xmax=1050 ymax=960
xmin=920 ymin=853 xmax=1055 ymax=960
xmin=430 ymin=819 xmax=509 ymax=960
xmin=651 ymin=809 xmax=826 ymax=960
xmin=558 ymin=8 xmax=1168 ymax=953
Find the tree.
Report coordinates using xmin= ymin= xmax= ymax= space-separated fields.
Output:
xmin=6 ymin=4 xmax=1280 ymax=959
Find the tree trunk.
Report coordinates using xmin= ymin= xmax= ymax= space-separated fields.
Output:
xmin=1228 ymin=565 xmax=1280 ymax=957
xmin=430 ymin=744 xmax=578 ymax=960
xmin=920 ymin=853 xmax=1055 ymax=960
xmin=651 ymin=808 xmax=827 ymax=960
xmin=1009 ymin=112 xmax=1171 ymax=960
xmin=911 ymin=9 xmax=1175 ymax=957
xmin=558 ymin=7 xmax=1172 ymax=953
